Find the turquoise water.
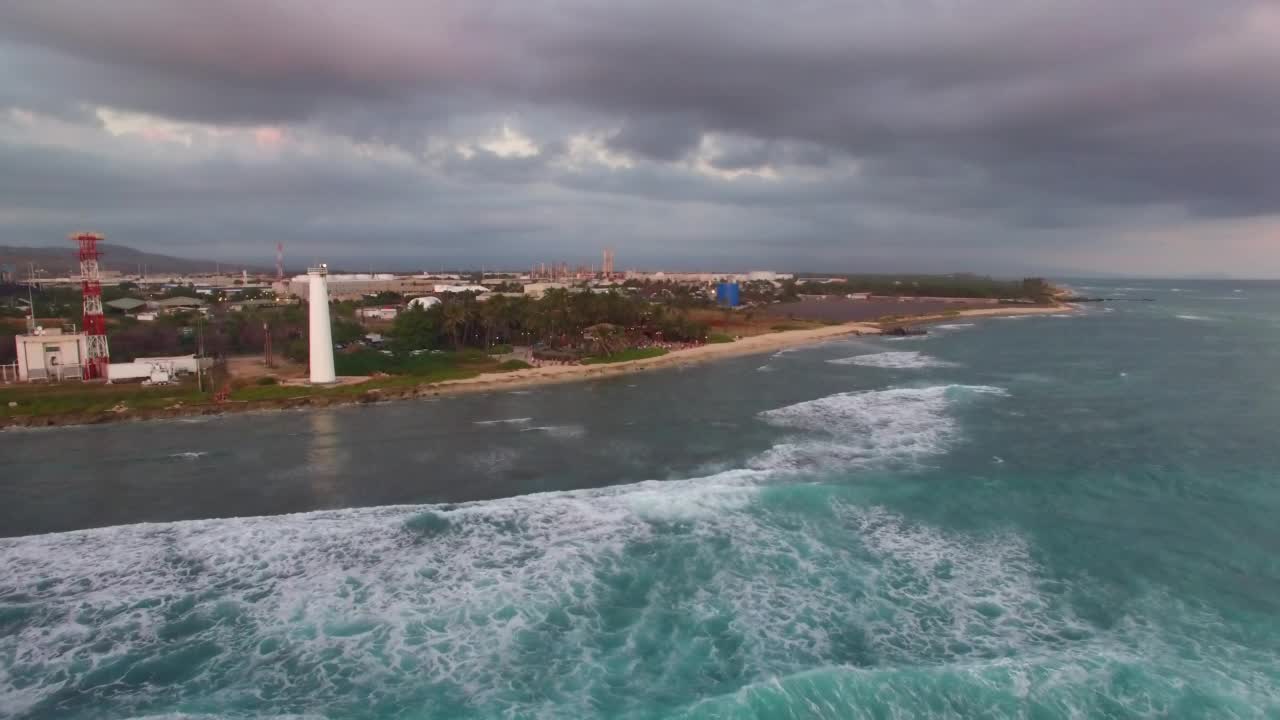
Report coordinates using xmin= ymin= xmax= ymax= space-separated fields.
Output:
xmin=2 ymin=280 xmax=1280 ymax=718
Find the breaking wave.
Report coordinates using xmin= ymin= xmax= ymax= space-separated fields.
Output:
xmin=3 ymin=384 xmax=1272 ymax=718
xmin=4 ymin=480 xmax=1268 ymax=719
xmin=752 ymin=385 xmax=1004 ymax=473
xmin=827 ymin=351 xmax=958 ymax=369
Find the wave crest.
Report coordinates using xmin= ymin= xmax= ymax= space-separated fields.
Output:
xmin=827 ymin=351 xmax=958 ymax=369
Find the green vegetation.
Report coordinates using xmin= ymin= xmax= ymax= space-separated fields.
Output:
xmin=389 ymin=290 xmax=709 ymax=354
xmin=791 ymin=274 xmax=1054 ymax=301
xmin=581 ymin=347 xmax=668 ymax=364
xmin=226 ymin=370 xmax=478 ymax=402
xmin=0 ymin=380 xmax=206 ymax=420
xmin=707 ymin=332 xmax=735 ymax=344
xmin=333 ymin=349 xmax=496 ymax=378
xmin=486 ymin=344 xmax=514 ymax=355
xmin=496 ymin=359 xmax=532 ymax=371
xmin=771 ymin=322 xmax=811 ymax=332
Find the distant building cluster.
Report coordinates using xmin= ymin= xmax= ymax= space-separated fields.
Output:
xmin=3 ymin=238 xmax=804 ymax=386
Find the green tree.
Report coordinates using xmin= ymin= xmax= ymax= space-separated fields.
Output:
xmin=441 ymin=301 xmax=468 ymax=350
xmin=391 ymin=305 xmax=441 ymax=351
xmin=332 ymin=317 xmax=364 ymax=345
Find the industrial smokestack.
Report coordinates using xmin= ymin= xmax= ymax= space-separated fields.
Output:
xmin=307 ymin=265 xmax=336 ymax=384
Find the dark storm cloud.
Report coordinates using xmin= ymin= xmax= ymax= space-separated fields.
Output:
xmin=606 ymin=115 xmax=704 ymax=162
xmin=0 ymin=0 xmax=1277 ymax=272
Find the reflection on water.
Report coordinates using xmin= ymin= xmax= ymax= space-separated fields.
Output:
xmin=308 ymin=410 xmax=348 ymax=506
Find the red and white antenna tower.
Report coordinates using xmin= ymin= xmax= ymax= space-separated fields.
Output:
xmin=71 ymin=232 xmax=109 ymax=379
xmin=276 ymin=242 xmax=285 ymax=282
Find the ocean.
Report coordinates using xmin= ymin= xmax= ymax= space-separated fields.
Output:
xmin=2 ymin=279 xmax=1279 ymax=719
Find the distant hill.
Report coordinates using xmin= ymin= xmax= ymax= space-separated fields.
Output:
xmin=0 ymin=244 xmax=271 ymax=276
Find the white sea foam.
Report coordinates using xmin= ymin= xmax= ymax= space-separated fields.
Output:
xmin=167 ymin=451 xmax=209 ymax=459
xmin=827 ymin=351 xmax=957 ymax=369
xmin=473 ymin=417 xmax=533 ymax=426
xmin=1175 ymin=314 xmax=1213 ymax=321
xmin=0 ymin=474 xmax=1073 ymax=719
xmin=933 ymin=323 xmax=975 ymax=331
xmin=756 ymin=364 xmax=776 ymax=372
xmin=837 ymin=504 xmax=1092 ymax=661
xmin=0 ymin=385 xmax=1028 ymax=718
xmin=520 ymin=424 xmax=586 ymax=439
xmin=753 ymin=385 xmax=1005 ymax=472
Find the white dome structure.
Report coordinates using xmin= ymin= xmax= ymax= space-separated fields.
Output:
xmin=408 ymin=296 xmax=442 ymax=310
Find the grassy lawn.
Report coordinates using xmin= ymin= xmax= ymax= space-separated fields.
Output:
xmin=227 ymin=367 xmax=481 ymax=401
xmin=230 ymin=350 xmax=497 ymax=401
xmin=0 ymin=379 xmax=209 ymax=419
xmin=2 ymin=349 xmax=521 ymax=420
xmin=581 ymin=347 xmax=668 ymax=364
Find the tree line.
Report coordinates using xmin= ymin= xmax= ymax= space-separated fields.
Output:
xmin=389 ymin=289 xmax=709 ymax=353
xmin=791 ymin=275 xmax=1054 ymax=300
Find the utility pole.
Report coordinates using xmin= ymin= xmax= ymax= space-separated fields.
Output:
xmin=26 ymin=262 xmax=36 ymax=332
xmin=196 ymin=313 xmax=205 ymax=392
xmin=264 ymin=321 xmax=274 ymax=368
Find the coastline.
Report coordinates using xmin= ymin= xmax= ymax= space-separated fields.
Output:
xmin=415 ymin=304 xmax=1068 ymax=398
xmin=1 ymin=304 xmax=1068 ymax=429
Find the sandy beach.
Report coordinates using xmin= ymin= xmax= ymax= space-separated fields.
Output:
xmin=417 ymin=304 xmax=1068 ymax=398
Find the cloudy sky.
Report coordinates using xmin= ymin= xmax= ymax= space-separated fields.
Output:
xmin=1 ymin=1 xmax=1277 ymax=276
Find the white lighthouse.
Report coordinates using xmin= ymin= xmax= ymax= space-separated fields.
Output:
xmin=307 ymin=265 xmax=336 ymax=384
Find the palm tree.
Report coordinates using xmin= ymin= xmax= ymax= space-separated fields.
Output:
xmin=479 ymin=295 xmax=506 ymax=349
xmin=585 ymin=323 xmax=621 ymax=356
xmin=441 ymin=301 xmax=468 ymax=351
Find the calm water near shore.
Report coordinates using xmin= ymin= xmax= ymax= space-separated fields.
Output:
xmin=3 ymin=279 xmax=1279 ymax=718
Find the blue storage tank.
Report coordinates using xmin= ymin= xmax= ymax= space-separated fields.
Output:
xmin=715 ymin=282 xmax=740 ymax=307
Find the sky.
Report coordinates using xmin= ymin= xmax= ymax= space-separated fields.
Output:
xmin=0 ymin=1 xmax=1277 ymax=277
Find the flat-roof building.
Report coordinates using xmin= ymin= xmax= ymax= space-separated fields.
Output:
xmin=13 ymin=328 xmax=88 ymax=382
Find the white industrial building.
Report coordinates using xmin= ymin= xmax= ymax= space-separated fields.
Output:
xmin=357 ymin=306 xmax=400 ymax=320
xmin=13 ymin=328 xmax=88 ymax=382
xmin=107 ymin=355 xmax=203 ymax=384
xmin=522 ymin=282 xmax=570 ymax=298
xmin=433 ymin=283 xmax=489 ymax=294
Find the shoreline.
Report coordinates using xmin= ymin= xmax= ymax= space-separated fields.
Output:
xmin=1 ymin=304 xmax=1068 ymax=429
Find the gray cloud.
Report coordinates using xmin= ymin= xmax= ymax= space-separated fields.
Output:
xmin=0 ymin=0 xmax=1277 ymax=275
